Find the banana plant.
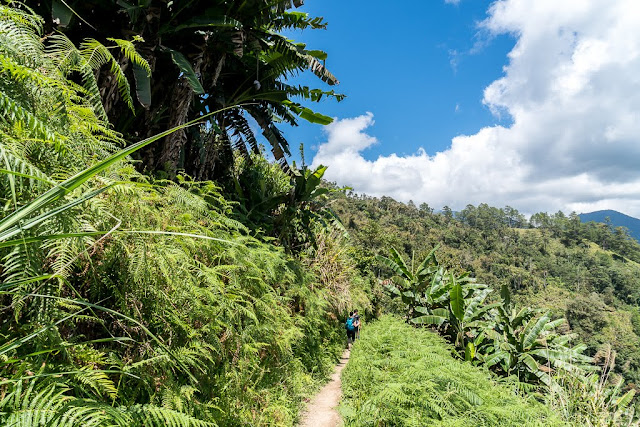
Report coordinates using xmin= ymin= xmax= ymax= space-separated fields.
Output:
xmin=479 ymin=285 xmax=592 ymax=384
xmin=379 ymin=246 xmax=498 ymax=360
xmin=275 ymin=163 xmax=346 ymax=251
xmin=413 ymin=272 xmax=499 ymax=359
xmin=377 ymin=245 xmax=442 ymax=321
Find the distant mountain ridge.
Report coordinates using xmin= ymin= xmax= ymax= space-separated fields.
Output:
xmin=579 ymin=209 xmax=640 ymax=241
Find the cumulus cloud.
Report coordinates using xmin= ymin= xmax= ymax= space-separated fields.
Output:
xmin=312 ymin=0 xmax=640 ymax=216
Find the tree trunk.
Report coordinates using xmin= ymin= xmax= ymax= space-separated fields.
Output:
xmin=155 ymin=51 xmax=204 ymax=175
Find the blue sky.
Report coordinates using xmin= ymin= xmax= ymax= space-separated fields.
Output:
xmin=276 ymin=0 xmax=640 ymax=217
xmin=284 ymin=0 xmax=514 ymax=159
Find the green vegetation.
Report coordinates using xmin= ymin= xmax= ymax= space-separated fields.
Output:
xmin=334 ymin=195 xmax=640 ymax=382
xmin=0 ymin=3 xmax=365 ymax=426
xmin=2 ymin=0 xmax=640 ymax=425
xmin=332 ymin=193 xmax=640 ymax=423
xmin=29 ymin=0 xmax=343 ymax=179
xmin=374 ymin=244 xmax=639 ymax=423
xmin=340 ymin=315 xmax=565 ymax=426
xmin=379 ymin=244 xmax=591 ymax=384
xmin=579 ymin=210 xmax=640 ymax=242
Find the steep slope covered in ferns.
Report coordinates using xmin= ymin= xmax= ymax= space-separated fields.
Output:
xmin=341 ymin=316 xmax=566 ymax=426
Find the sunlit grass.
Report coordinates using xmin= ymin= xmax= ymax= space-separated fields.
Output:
xmin=340 ymin=315 xmax=566 ymax=426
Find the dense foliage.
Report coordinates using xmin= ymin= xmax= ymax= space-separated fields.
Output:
xmin=340 ymin=315 xmax=566 ymax=426
xmin=378 ymin=246 xmax=591 ymax=383
xmin=3 ymin=1 xmax=640 ymax=425
xmin=30 ymin=0 xmax=344 ymax=180
xmin=0 ymin=3 xmax=368 ymax=426
xmin=331 ymin=192 xmax=640 ymax=421
xmin=332 ymin=194 xmax=640 ymax=383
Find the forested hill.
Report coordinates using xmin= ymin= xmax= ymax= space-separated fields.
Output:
xmin=580 ymin=209 xmax=640 ymax=241
xmin=330 ymin=192 xmax=640 ymax=387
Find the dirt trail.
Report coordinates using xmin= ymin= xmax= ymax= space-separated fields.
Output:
xmin=298 ymin=349 xmax=350 ymax=427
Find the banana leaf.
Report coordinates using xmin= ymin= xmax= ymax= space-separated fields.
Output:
xmin=449 ymin=279 xmax=465 ymax=321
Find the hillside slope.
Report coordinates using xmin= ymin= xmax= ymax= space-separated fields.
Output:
xmin=330 ymin=193 xmax=640 ymax=387
xmin=340 ymin=316 xmax=566 ymax=426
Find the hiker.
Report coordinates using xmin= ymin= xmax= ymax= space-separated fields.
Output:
xmin=345 ymin=311 xmax=356 ymax=346
xmin=353 ymin=309 xmax=361 ymax=339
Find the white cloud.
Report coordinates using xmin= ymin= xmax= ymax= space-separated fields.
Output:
xmin=445 ymin=0 xmax=461 ymax=5
xmin=312 ymin=0 xmax=640 ymax=217
xmin=448 ymin=49 xmax=460 ymax=73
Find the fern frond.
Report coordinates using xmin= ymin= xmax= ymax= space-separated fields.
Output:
xmin=0 ymin=136 xmax=53 ymax=207
xmin=80 ymin=38 xmax=133 ymax=111
xmin=72 ymin=366 xmax=119 ymax=399
xmin=77 ymin=63 xmax=108 ymax=121
xmin=2 ymin=241 xmax=42 ymax=284
xmin=107 ymin=37 xmax=151 ymax=74
xmin=0 ymin=381 xmax=213 ymax=427
xmin=45 ymin=34 xmax=110 ymax=119
xmin=125 ymin=404 xmax=215 ymax=427
xmin=44 ymin=33 xmax=80 ymax=75
xmin=2 ymin=382 xmax=70 ymax=426
xmin=0 ymin=5 xmax=42 ymax=32
xmin=0 ymin=89 xmax=61 ymax=142
xmin=0 ymin=53 xmax=62 ymax=92
xmin=0 ymin=11 xmax=43 ymax=64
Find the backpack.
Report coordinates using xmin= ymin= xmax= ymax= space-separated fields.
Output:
xmin=345 ymin=317 xmax=355 ymax=331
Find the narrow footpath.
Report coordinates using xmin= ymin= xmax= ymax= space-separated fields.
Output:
xmin=298 ymin=349 xmax=350 ymax=427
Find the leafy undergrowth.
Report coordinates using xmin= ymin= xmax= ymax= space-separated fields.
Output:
xmin=340 ymin=315 xmax=566 ymax=426
xmin=0 ymin=5 xmax=368 ymax=426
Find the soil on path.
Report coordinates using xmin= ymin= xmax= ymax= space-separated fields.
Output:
xmin=298 ymin=348 xmax=350 ymax=427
